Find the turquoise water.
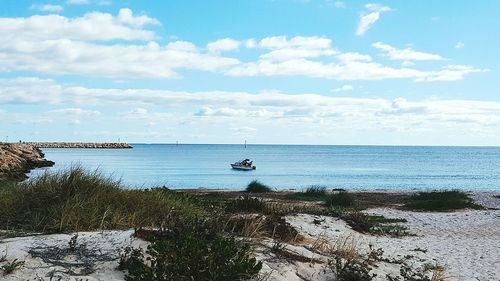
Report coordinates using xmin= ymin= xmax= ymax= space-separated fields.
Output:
xmin=29 ymin=144 xmax=500 ymax=190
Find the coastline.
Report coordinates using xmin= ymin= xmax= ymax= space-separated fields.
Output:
xmin=0 ymin=143 xmax=54 ymax=181
xmin=1 ymin=191 xmax=498 ymax=281
xmin=1 ymin=146 xmax=499 ymax=280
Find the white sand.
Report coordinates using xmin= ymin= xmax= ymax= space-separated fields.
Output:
xmin=0 ymin=230 xmax=146 ymax=281
xmin=1 ymin=192 xmax=499 ymax=280
xmin=268 ymin=208 xmax=499 ymax=281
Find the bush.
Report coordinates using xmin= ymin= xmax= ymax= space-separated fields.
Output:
xmin=226 ymin=215 xmax=301 ymax=242
xmin=120 ymin=220 xmax=262 ymax=281
xmin=325 ymin=191 xmax=355 ymax=207
xmin=337 ymin=211 xmax=409 ymax=236
xmin=327 ymin=236 xmax=376 ymax=281
xmin=329 ymin=256 xmax=375 ymax=281
xmin=226 ymin=196 xmax=266 ymax=213
xmin=0 ymin=167 xmax=205 ymax=232
xmin=285 ymin=185 xmax=328 ymax=201
xmin=404 ymin=190 xmax=480 ymax=211
xmin=245 ymin=180 xmax=271 ymax=193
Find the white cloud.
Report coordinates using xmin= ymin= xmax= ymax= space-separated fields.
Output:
xmin=256 ymin=36 xmax=337 ymax=61
xmin=0 ymin=10 xmax=483 ymax=83
xmin=225 ymin=57 xmax=481 ymax=81
xmin=417 ymin=65 xmax=485 ymax=82
xmin=0 ymin=11 xmax=242 ymax=79
xmin=49 ymin=108 xmax=100 ymax=116
xmin=331 ymin=84 xmax=353 ymax=92
xmin=207 ymin=38 xmax=241 ymax=53
xmin=30 ymin=4 xmax=64 ymax=13
xmin=117 ymin=8 xmax=159 ymax=27
xmin=337 ymin=52 xmax=372 ymax=62
xmin=128 ymin=108 xmax=149 ymax=115
xmin=0 ymin=10 xmax=158 ymax=41
xmin=455 ymin=42 xmax=465 ymax=49
xmin=245 ymin=39 xmax=257 ymax=48
xmin=259 ymin=36 xmax=332 ymax=49
xmin=0 ymin=39 xmax=240 ymax=79
xmin=66 ymin=0 xmax=89 ymax=4
xmin=3 ymin=77 xmax=500 ymax=144
xmin=372 ymin=42 xmax=444 ymax=61
xmin=356 ymin=3 xmax=391 ymax=36
xmin=261 ymin=48 xmax=337 ymax=61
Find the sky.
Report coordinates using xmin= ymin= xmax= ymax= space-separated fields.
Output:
xmin=1 ymin=0 xmax=499 ymax=145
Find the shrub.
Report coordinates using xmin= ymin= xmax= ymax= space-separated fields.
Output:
xmin=285 ymin=185 xmax=328 ymax=201
xmin=404 ymin=190 xmax=480 ymax=211
xmin=325 ymin=191 xmax=355 ymax=207
xmin=329 ymin=256 xmax=376 ymax=281
xmin=327 ymin=236 xmax=376 ymax=281
xmin=337 ymin=211 xmax=409 ymax=236
xmin=245 ymin=180 xmax=271 ymax=193
xmin=226 ymin=215 xmax=301 ymax=242
xmin=120 ymin=220 xmax=262 ymax=281
xmin=386 ymin=263 xmax=447 ymax=281
xmin=226 ymin=196 xmax=266 ymax=213
xmin=0 ymin=167 xmax=205 ymax=232
xmin=1 ymin=259 xmax=24 ymax=275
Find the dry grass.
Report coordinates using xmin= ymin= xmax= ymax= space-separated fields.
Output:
xmin=226 ymin=215 xmax=268 ymax=239
xmin=430 ymin=267 xmax=450 ymax=281
xmin=0 ymin=167 xmax=206 ymax=233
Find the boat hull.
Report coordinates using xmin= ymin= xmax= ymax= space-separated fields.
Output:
xmin=231 ymin=164 xmax=256 ymax=170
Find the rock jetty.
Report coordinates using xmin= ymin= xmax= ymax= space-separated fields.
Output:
xmin=0 ymin=143 xmax=55 ymax=181
xmin=26 ymin=142 xmax=133 ymax=149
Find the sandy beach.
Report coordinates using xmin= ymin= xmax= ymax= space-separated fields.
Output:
xmin=1 ymin=191 xmax=498 ymax=281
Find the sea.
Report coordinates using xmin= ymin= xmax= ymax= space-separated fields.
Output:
xmin=28 ymin=144 xmax=500 ymax=191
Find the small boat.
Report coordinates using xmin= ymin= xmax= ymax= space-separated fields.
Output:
xmin=231 ymin=159 xmax=256 ymax=170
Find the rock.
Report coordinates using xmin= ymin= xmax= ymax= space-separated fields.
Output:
xmin=24 ymin=142 xmax=132 ymax=149
xmin=0 ymin=143 xmax=55 ymax=181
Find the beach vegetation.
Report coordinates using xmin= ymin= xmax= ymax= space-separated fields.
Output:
xmin=245 ymin=180 xmax=271 ymax=193
xmin=226 ymin=196 xmax=266 ymax=213
xmin=119 ymin=219 xmax=262 ymax=281
xmin=327 ymin=236 xmax=376 ymax=281
xmin=285 ymin=185 xmax=328 ymax=201
xmin=1 ymin=259 xmax=24 ymax=275
xmin=386 ymin=263 xmax=447 ymax=281
xmin=325 ymin=190 xmax=356 ymax=207
xmin=226 ymin=215 xmax=301 ymax=242
xmin=333 ymin=210 xmax=409 ymax=237
xmin=0 ymin=166 xmax=205 ymax=233
xmin=404 ymin=190 xmax=481 ymax=211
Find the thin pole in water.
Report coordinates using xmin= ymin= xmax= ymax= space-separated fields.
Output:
xmin=245 ymin=140 xmax=247 ymax=148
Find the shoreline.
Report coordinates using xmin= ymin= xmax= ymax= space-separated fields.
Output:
xmin=1 ymin=202 xmax=498 ymax=280
xmin=0 ymin=143 xmax=54 ymax=181
xmin=1 ymin=168 xmax=499 ymax=280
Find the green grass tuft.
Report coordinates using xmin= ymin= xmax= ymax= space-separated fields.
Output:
xmin=404 ymin=190 xmax=481 ymax=211
xmin=245 ymin=180 xmax=271 ymax=193
xmin=325 ymin=191 xmax=355 ymax=207
xmin=120 ymin=219 xmax=262 ymax=281
xmin=0 ymin=166 xmax=205 ymax=233
xmin=226 ymin=196 xmax=266 ymax=213
xmin=285 ymin=185 xmax=328 ymax=201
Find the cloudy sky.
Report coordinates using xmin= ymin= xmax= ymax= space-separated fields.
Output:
xmin=1 ymin=0 xmax=499 ymax=145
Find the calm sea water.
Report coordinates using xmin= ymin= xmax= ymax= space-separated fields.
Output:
xmin=28 ymin=144 xmax=500 ymax=191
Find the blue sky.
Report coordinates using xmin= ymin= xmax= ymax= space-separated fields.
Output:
xmin=1 ymin=0 xmax=499 ymax=145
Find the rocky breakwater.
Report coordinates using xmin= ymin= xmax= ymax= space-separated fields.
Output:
xmin=0 ymin=143 xmax=55 ymax=181
xmin=26 ymin=142 xmax=133 ymax=149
